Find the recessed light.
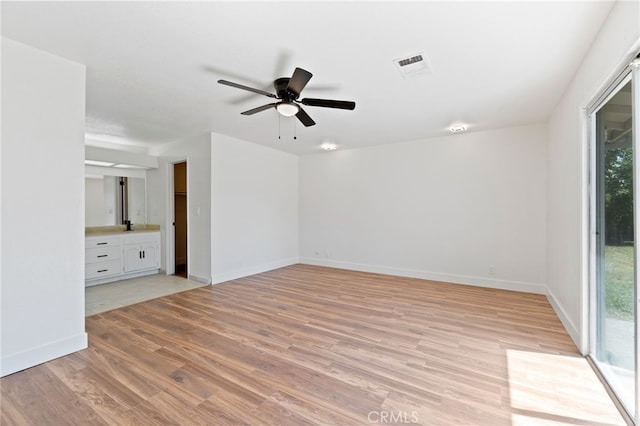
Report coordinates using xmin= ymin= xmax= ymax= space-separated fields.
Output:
xmin=321 ymin=142 xmax=337 ymax=151
xmin=450 ymin=125 xmax=467 ymax=133
xmin=85 ymin=160 xmax=116 ymax=167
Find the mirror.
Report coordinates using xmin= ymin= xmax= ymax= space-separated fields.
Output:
xmin=85 ymin=175 xmax=146 ymax=227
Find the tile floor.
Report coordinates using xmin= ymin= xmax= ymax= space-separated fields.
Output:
xmin=85 ymin=273 xmax=208 ymax=316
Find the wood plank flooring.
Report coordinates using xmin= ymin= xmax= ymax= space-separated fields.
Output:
xmin=1 ymin=265 xmax=625 ymax=425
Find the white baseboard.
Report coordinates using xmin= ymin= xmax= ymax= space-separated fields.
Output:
xmin=212 ymin=257 xmax=298 ymax=284
xmin=188 ymin=273 xmax=212 ymax=285
xmin=298 ymin=257 xmax=547 ymax=294
xmin=1 ymin=332 xmax=88 ymax=377
xmin=85 ymin=268 xmax=160 ymax=287
xmin=546 ymin=287 xmax=582 ymax=350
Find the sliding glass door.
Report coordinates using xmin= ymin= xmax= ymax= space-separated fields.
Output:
xmin=592 ymin=61 xmax=638 ymax=422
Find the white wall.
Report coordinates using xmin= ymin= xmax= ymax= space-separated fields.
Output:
xmin=300 ymin=124 xmax=547 ymax=293
xmin=547 ymin=1 xmax=640 ymax=351
xmin=147 ymin=133 xmax=212 ymax=283
xmin=1 ymin=38 xmax=87 ymax=376
xmin=211 ymin=133 xmax=299 ymax=283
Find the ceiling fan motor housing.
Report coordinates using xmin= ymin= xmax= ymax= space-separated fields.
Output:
xmin=274 ymin=77 xmax=297 ymax=101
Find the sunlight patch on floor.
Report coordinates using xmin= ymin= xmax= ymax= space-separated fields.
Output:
xmin=506 ymin=350 xmax=624 ymax=425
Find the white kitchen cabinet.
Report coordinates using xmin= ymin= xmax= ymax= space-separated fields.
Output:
xmin=85 ymin=231 xmax=161 ymax=286
xmin=123 ymin=239 xmax=160 ymax=273
xmin=85 ymin=235 xmax=122 ymax=282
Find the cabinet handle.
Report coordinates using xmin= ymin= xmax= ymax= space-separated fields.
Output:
xmin=139 ymin=251 xmax=142 ymax=259
xmin=143 ymin=251 xmax=145 ymax=259
xmin=98 ymin=269 xmax=108 ymax=273
xmin=97 ymin=255 xmax=108 ymax=258
xmin=97 ymin=242 xmax=107 ymax=246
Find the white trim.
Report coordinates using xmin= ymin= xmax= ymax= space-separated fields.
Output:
xmin=586 ymin=41 xmax=640 ymax=115
xmin=212 ymin=258 xmax=299 ymax=285
xmin=585 ymin=48 xmax=640 ymax=422
xmin=165 ymin=157 xmax=188 ymax=276
xmin=586 ymin=106 xmax=598 ymax=358
xmin=586 ymin=66 xmax=634 ymax=359
xmin=585 ymin=49 xmax=640 ymax=358
xmin=632 ymin=60 xmax=640 ymax=423
xmin=299 ymin=258 xmax=547 ymax=295
xmin=547 ymin=287 xmax=581 ymax=352
xmin=166 ymin=161 xmax=176 ymax=276
xmin=1 ymin=332 xmax=88 ymax=377
xmin=188 ymin=273 xmax=212 ymax=285
xmin=84 ymin=268 xmax=160 ymax=287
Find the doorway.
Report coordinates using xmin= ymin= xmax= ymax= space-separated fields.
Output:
xmin=174 ymin=161 xmax=188 ymax=278
xmin=591 ymin=64 xmax=638 ymax=422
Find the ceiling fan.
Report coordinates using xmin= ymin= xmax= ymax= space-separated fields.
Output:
xmin=218 ymin=67 xmax=355 ymax=127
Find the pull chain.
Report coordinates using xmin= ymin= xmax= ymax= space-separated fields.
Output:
xmin=276 ymin=115 xmax=300 ymax=141
xmin=293 ymin=118 xmax=297 ymax=141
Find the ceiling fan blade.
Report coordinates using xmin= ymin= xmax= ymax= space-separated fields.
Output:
xmin=287 ymin=68 xmax=313 ymax=97
xmin=295 ymin=106 xmax=316 ymax=127
xmin=218 ymin=79 xmax=277 ymax=99
xmin=241 ymin=103 xmax=277 ymax=115
xmin=300 ymin=98 xmax=356 ymax=110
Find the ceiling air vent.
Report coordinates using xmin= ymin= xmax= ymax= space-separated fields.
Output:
xmin=393 ymin=53 xmax=432 ymax=79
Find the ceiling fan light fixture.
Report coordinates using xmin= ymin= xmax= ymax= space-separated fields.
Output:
xmin=276 ymin=102 xmax=299 ymax=117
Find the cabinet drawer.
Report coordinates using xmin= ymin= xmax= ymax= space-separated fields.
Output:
xmin=123 ymin=232 xmax=160 ymax=245
xmin=86 ymin=260 xmax=122 ymax=280
xmin=86 ymin=246 xmax=121 ymax=264
xmin=86 ymin=236 xmax=121 ymax=248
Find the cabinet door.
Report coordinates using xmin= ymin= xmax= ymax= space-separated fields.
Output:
xmin=140 ymin=243 xmax=159 ymax=270
xmin=123 ymin=244 xmax=142 ymax=272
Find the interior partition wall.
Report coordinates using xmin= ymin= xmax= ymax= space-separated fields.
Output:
xmin=590 ymin=56 xmax=639 ymax=423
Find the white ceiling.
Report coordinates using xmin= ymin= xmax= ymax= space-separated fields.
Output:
xmin=1 ymin=1 xmax=614 ymax=155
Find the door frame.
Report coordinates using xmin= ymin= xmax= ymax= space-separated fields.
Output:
xmin=165 ymin=157 xmax=188 ymax=277
xmin=633 ymin=56 xmax=640 ymax=424
xmin=587 ymin=57 xmax=639 ymax=424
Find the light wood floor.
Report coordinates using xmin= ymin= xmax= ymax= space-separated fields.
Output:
xmin=1 ymin=265 xmax=625 ymax=425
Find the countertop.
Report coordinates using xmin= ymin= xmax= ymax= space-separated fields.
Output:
xmin=85 ymin=224 xmax=161 ymax=236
